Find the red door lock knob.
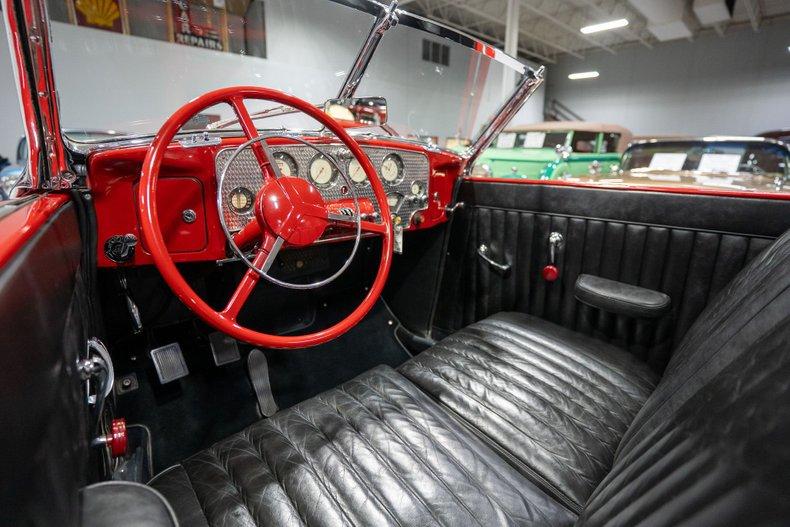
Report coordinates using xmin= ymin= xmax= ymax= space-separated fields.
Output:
xmin=542 ymin=264 xmax=560 ymax=282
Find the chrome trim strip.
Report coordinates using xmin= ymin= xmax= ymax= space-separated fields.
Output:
xmin=337 ymin=0 xmax=399 ymax=99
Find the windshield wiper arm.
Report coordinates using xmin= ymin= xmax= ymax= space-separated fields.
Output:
xmin=336 ymin=1 xmax=399 ymax=99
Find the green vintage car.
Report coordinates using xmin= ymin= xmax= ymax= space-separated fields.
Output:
xmin=471 ymin=121 xmax=632 ymax=179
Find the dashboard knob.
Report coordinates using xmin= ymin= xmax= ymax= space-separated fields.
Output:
xmin=104 ymin=234 xmax=138 ymax=264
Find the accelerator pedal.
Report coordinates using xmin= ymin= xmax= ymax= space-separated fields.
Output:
xmin=208 ymin=332 xmax=241 ymax=366
xmin=150 ymin=343 xmax=189 ymax=384
xmin=247 ymin=349 xmax=279 ymax=417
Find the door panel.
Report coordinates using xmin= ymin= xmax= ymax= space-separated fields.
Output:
xmin=434 ymin=181 xmax=790 ymax=371
xmin=0 ymin=196 xmax=89 ymax=526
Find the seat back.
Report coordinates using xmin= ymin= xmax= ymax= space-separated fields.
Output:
xmin=579 ymin=229 xmax=790 ymax=525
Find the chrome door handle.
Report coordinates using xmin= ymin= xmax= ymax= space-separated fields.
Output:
xmin=478 ymin=244 xmax=511 ymax=274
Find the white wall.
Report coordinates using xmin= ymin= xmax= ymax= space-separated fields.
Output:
xmin=545 ymin=18 xmax=790 ymax=137
xmin=0 ymin=0 xmax=543 ymax=160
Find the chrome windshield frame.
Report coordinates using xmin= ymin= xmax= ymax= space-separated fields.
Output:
xmin=7 ymin=0 xmax=542 ymax=180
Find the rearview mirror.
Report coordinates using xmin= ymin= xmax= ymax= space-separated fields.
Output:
xmin=324 ymin=97 xmax=388 ymax=126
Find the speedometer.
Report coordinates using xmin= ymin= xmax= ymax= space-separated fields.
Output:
xmin=308 ymin=154 xmax=337 ymax=188
xmin=348 ymin=159 xmax=367 ymax=184
xmin=274 ymin=152 xmax=298 ymax=177
xmin=381 ymin=154 xmax=404 ymax=184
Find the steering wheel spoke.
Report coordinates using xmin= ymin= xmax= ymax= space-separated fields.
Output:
xmin=222 ymin=235 xmax=284 ymax=321
xmin=232 ymin=218 xmax=263 ymax=249
xmin=229 ymin=96 xmax=281 ymax=181
xmin=140 ymin=86 xmax=393 ymax=348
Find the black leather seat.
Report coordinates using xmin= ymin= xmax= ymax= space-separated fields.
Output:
xmin=150 ymin=365 xmax=576 ymax=526
xmin=152 ymin=229 xmax=790 ymax=526
xmin=399 ymin=312 xmax=659 ymax=511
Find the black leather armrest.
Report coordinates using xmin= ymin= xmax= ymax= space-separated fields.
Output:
xmin=574 ymin=274 xmax=671 ymax=319
xmin=81 ymin=481 xmax=178 ymax=527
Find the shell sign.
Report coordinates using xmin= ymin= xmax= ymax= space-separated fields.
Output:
xmin=74 ymin=0 xmax=123 ymax=32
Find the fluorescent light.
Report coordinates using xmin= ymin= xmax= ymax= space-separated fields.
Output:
xmin=580 ymin=18 xmax=629 ymax=34
xmin=568 ymin=71 xmax=599 ymax=80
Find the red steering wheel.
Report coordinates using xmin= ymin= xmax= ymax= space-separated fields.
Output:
xmin=138 ymin=87 xmax=393 ymax=348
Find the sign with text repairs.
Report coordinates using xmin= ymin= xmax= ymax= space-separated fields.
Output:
xmin=697 ymin=153 xmax=742 ymax=174
xmin=172 ymin=0 xmax=224 ymax=51
xmin=648 ymin=153 xmax=687 ymax=171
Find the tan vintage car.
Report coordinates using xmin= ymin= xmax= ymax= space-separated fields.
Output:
xmin=568 ymin=136 xmax=790 ymax=193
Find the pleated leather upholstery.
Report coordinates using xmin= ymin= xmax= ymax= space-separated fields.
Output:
xmin=151 ymin=365 xmax=577 ymax=527
xmin=436 ymin=206 xmax=774 ymax=371
xmin=400 ymin=312 xmax=658 ymax=512
xmin=579 ymin=229 xmax=790 ymax=525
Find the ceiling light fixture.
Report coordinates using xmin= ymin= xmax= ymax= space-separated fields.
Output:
xmin=568 ymin=71 xmax=599 ymax=80
xmin=580 ymin=18 xmax=629 ymax=34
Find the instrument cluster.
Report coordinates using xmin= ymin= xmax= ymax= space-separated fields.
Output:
xmin=215 ymin=144 xmax=431 ymax=232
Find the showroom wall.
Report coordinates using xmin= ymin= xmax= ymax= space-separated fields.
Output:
xmin=545 ymin=18 xmax=790 ymax=136
xmin=0 ymin=0 xmax=543 ymax=162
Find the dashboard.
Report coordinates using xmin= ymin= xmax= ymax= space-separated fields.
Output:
xmin=88 ymin=135 xmax=463 ymax=268
xmin=216 ymin=144 xmax=430 ymax=233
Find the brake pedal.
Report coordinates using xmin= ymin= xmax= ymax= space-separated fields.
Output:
xmin=150 ymin=343 xmax=189 ymax=384
xmin=209 ymin=332 xmax=241 ymax=366
xmin=247 ymin=349 xmax=278 ymax=417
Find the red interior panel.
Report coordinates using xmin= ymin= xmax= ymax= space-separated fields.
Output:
xmin=88 ymin=136 xmax=464 ymax=267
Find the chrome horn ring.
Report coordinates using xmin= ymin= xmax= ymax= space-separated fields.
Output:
xmin=217 ymin=133 xmax=363 ymax=291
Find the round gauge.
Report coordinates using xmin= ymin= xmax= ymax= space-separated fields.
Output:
xmin=410 ymin=181 xmax=425 ymax=196
xmin=273 ymin=152 xmax=298 ymax=177
xmin=381 ymin=154 xmax=404 ymax=184
xmin=309 ymin=154 xmax=337 ymax=188
xmin=386 ymin=192 xmax=404 ymax=210
xmin=348 ymin=159 xmax=367 ymax=184
xmin=228 ymin=187 xmax=254 ymax=214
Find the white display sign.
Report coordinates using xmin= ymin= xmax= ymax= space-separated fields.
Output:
xmin=697 ymin=153 xmax=742 ymax=174
xmin=496 ymin=133 xmax=517 ymax=148
xmin=648 ymin=153 xmax=687 ymax=171
xmin=523 ymin=132 xmax=546 ymax=148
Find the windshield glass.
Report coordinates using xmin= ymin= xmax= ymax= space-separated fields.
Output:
xmin=622 ymin=141 xmax=789 ymax=177
xmin=48 ymin=0 xmax=375 ymax=139
xmin=46 ymin=0 xmax=526 ymax=145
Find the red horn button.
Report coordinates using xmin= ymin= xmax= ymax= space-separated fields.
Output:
xmin=256 ymin=177 xmax=328 ymax=247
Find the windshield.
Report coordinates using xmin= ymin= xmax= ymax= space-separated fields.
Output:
xmin=622 ymin=141 xmax=789 ymax=177
xmin=47 ymin=0 xmax=526 ymax=146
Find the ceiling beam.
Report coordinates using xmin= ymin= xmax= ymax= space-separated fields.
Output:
xmin=431 ymin=0 xmax=584 ymax=59
xmin=427 ymin=11 xmax=556 ymax=63
xmin=741 ymin=0 xmax=762 ymax=31
xmin=518 ymin=0 xmax=617 ymax=54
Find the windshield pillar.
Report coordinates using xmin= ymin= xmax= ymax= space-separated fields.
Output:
xmin=465 ymin=65 xmax=545 ymax=173
xmin=336 ymin=0 xmax=399 ymax=99
xmin=4 ymin=0 xmax=73 ymax=190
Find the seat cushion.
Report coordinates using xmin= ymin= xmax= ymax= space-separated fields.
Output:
xmin=150 ymin=365 xmax=576 ymax=527
xmin=399 ymin=312 xmax=659 ymax=512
